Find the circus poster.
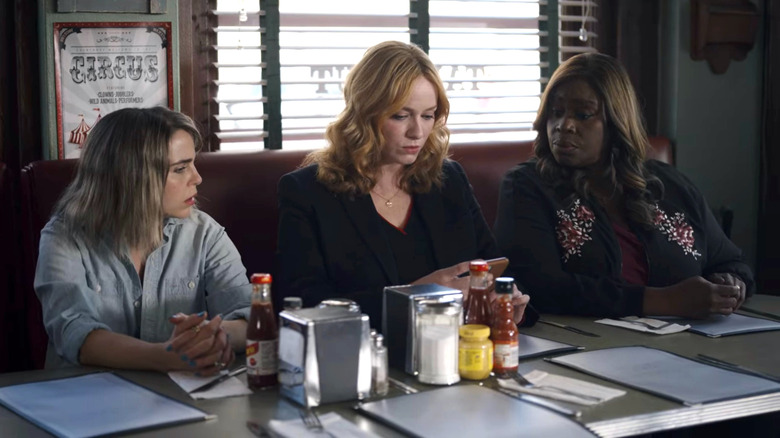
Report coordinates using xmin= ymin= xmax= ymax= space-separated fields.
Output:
xmin=54 ymin=22 xmax=173 ymax=159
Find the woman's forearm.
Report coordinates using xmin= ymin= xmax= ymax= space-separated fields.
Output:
xmin=78 ymin=329 xmax=180 ymax=372
xmin=221 ymin=319 xmax=247 ymax=352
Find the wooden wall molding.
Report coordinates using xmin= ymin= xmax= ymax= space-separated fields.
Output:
xmin=691 ymin=0 xmax=760 ymax=74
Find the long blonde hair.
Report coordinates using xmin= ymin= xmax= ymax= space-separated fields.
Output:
xmin=53 ymin=107 xmax=202 ymax=253
xmin=533 ymin=52 xmax=662 ymax=227
xmin=304 ymin=41 xmax=451 ymax=195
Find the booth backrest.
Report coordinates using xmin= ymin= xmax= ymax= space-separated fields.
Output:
xmin=18 ymin=137 xmax=672 ymax=369
xmin=452 ymin=136 xmax=672 ymax=227
xmin=0 ymin=162 xmax=13 ymax=372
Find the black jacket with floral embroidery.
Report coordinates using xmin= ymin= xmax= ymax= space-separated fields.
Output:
xmin=494 ymin=159 xmax=754 ymax=317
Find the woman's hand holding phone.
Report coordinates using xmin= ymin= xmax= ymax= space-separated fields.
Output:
xmin=456 ymin=257 xmax=509 ymax=278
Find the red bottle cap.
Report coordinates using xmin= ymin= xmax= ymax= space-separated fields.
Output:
xmin=469 ymin=260 xmax=489 ymax=272
xmin=250 ymin=273 xmax=272 ymax=284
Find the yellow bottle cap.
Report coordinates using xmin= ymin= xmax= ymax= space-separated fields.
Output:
xmin=460 ymin=324 xmax=490 ymax=338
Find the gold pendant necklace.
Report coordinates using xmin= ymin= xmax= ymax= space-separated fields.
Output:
xmin=372 ymin=187 xmax=401 ymax=208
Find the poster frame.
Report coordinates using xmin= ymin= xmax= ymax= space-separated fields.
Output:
xmin=53 ymin=21 xmax=174 ymax=159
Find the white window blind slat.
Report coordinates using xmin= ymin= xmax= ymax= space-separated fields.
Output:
xmin=214 ymin=114 xmax=268 ymax=121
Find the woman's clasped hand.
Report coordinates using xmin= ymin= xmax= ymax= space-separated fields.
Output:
xmin=166 ymin=312 xmax=234 ymax=376
xmin=645 ymin=276 xmax=745 ymax=320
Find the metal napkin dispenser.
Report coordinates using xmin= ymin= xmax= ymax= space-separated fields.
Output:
xmin=278 ymin=306 xmax=372 ymax=407
xmin=382 ymin=283 xmax=463 ymax=375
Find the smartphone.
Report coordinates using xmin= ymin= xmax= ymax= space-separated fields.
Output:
xmin=457 ymin=257 xmax=509 ymax=278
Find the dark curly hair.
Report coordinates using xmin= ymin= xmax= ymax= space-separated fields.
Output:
xmin=533 ymin=52 xmax=663 ymax=228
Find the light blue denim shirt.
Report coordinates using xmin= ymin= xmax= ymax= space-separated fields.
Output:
xmin=34 ymin=209 xmax=252 ymax=367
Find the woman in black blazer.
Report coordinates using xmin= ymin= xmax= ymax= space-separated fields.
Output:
xmin=276 ymin=41 xmax=533 ymax=328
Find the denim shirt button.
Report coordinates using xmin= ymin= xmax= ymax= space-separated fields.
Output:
xmin=134 ymin=299 xmax=141 ymax=308
xmin=188 ymin=281 xmax=195 ymax=289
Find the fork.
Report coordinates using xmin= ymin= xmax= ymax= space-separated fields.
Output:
xmin=621 ymin=318 xmax=674 ymax=330
xmin=299 ymin=410 xmax=335 ymax=437
xmin=509 ymin=373 xmax=602 ymax=402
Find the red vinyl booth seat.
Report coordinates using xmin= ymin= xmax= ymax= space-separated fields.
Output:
xmin=17 ymin=137 xmax=673 ymax=369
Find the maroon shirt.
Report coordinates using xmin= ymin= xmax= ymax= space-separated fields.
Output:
xmin=611 ymin=221 xmax=648 ymax=286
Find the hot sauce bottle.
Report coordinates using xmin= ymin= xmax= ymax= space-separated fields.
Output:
xmin=246 ymin=273 xmax=278 ymax=389
xmin=464 ymin=260 xmax=493 ymax=326
xmin=491 ymin=277 xmax=519 ymax=377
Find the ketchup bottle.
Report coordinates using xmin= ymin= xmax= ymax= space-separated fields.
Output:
xmin=464 ymin=260 xmax=493 ymax=326
xmin=491 ymin=277 xmax=519 ymax=377
xmin=246 ymin=273 xmax=278 ymax=389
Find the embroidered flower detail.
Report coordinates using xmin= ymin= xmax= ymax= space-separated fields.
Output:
xmin=653 ymin=204 xmax=701 ymax=259
xmin=556 ymin=199 xmax=595 ymax=262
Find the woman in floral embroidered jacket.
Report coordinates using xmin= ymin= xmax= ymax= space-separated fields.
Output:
xmin=494 ymin=53 xmax=754 ymax=318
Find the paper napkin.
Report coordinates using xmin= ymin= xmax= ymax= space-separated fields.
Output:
xmin=595 ymin=316 xmax=690 ymax=335
xmin=268 ymin=412 xmax=382 ymax=438
xmin=168 ymin=370 xmax=253 ymax=400
xmin=496 ymin=370 xmax=626 ymax=406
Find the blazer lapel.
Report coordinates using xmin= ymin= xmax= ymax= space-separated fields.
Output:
xmin=338 ymin=193 xmax=401 ymax=285
xmin=414 ymin=190 xmax=456 ymax=268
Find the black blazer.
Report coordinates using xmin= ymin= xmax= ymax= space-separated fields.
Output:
xmin=276 ymin=160 xmax=501 ymax=327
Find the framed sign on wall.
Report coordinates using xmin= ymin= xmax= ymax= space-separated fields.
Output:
xmin=53 ymin=22 xmax=173 ymax=159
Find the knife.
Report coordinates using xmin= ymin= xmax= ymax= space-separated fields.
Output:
xmin=247 ymin=420 xmax=278 ymax=438
xmin=739 ymin=306 xmax=780 ymax=321
xmin=497 ymin=388 xmax=582 ymax=417
xmin=695 ymin=354 xmax=780 ymax=383
xmin=538 ymin=319 xmax=600 ymax=337
xmin=190 ymin=366 xmax=247 ymax=393
xmin=388 ymin=377 xmax=419 ymax=394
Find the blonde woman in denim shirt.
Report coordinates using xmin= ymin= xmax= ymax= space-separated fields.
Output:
xmin=35 ymin=107 xmax=250 ymax=375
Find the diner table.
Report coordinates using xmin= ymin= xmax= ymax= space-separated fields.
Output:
xmin=2 ymin=294 xmax=779 ymax=438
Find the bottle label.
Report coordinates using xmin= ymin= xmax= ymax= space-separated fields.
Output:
xmin=246 ymin=339 xmax=278 ymax=376
xmin=493 ymin=341 xmax=519 ymax=369
xmin=458 ymin=346 xmax=493 ymax=372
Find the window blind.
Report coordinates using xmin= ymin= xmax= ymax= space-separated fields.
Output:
xmin=209 ymin=0 xmax=598 ymax=151
xmin=428 ymin=0 xmax=543 ymax=143
xmin=211 ymin=1 xmax=266 ymax=148
xmin=557 ymin=0 xmax=599 ymax=60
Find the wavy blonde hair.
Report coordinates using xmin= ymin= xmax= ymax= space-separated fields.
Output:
xmin=533 ymin=52 xmax=662 ymax=227
xmin=54 ymin=107 xmax=203 ymax=253
xmin=304 ymin=41 xmax=451 ymax=195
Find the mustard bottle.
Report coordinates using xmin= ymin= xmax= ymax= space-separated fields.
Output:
xmin=458 ymin=324 xmax=493 ymax=380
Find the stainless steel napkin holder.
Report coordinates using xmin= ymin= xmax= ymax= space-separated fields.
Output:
xmin=278 ymin=306 xmax=372 ymax=407
xmin=382 ymin=283 xmax=463 ymax=375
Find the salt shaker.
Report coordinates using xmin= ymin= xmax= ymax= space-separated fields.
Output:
xmin=415 ymin=299 xmax=461 ymax=385
xmin=283 ymin=296 xmax=303 ymax=311
xmin=372 ymin=333 xmax=389 ymax=396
